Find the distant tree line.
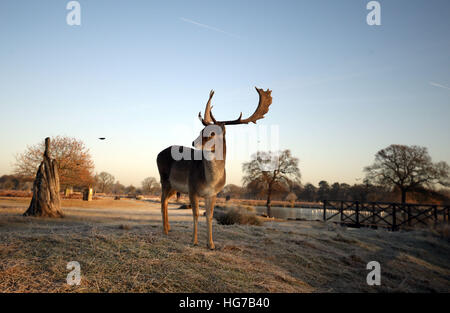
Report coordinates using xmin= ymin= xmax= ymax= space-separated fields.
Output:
xmin=0 ymin=175 xmax=33 ymax=191
xmin=91 ymin=173 xmax=161 ymax=196
xmin=6 ymin=138 xmax=450 ymax=204
xmin=220 ymin=180 xmax=450 ymax=204
xmin=228 ymin=145 xmax=450 ymax=208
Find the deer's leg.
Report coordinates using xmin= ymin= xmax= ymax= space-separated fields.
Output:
xmin=161 ymin=188 xmax=169 ymax=235
xmin=161 ymin=186 xmax=175 ymax=235
xmin=190 ymin=193 xmax=199 ymax=246
xmin=205 ymin=195 xmax=217 ymax=250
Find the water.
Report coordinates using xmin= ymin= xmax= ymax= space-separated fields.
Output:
xmin=255 ymin=206 xmax=388 ymax=224
xmin=254 ymin=206 xmax=325 ymax=221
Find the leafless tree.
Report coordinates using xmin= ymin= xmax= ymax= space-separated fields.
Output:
xmin=364 ymin=144 xmax=450 ymax=203
xmin=242 ymin=150 xmax=301 ymax=217
xmin=111 ymin=181 xmax=126 ymax=195
xmin=95 ymin=172 xmax=115 ymax=194
xmin=221 ymin=184 xmax=244 ymax=199
xmin=141 ymin=177 xmax=158 ymax=195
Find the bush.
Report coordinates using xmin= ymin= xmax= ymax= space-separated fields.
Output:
xmin=434 ymin=223 xmax=450 ymax=241
xmin=214 ymin=206 xmax=262 ymax=226
xmin=0 ymin=190 xmax=32 ymax=198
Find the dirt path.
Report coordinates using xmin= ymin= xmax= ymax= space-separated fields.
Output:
xmin=0 ymin=198 xmax=449 ymax=292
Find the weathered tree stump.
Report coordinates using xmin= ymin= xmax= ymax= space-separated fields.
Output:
xmin=83 ymin=187 xmax=93 ymax=201
xmin=23 ymin=137 xmax=64 ymax=218
xmin=64 ymin=187 xmax=73 ymax=197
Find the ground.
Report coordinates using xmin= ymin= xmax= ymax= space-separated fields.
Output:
xmin=0 ymin=197 xmax=449 ymax=292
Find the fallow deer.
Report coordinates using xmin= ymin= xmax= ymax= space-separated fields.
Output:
xmin=156 ymin=87 xmax=272 ymax=249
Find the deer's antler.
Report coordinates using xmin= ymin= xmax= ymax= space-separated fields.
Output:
xmin=198 ymin=90 xmax=216 ymax=126
xmin=218 ymin=87 xmax=272 ymax=125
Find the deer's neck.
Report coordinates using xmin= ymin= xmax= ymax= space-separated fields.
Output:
xmin=203 ymin=136 xmax=226 ymax=186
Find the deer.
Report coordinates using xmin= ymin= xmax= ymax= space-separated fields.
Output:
xmin=156 ymin=87 xmax=272 ymax=249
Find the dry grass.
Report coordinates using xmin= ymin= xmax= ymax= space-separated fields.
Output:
xmin=0 ymin=197 xmax=449 ymax=293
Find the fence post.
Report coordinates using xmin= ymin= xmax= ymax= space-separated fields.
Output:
xmin=407 ymin=204 xmax=411 ymax=227
xmin=340 ymin=201 xmax=344 ymax=223
xmin=372 ymin=203 xmax=376 ymax=226
xmin=433 ymin=205 xmax=438 ymax=226
xmin=355 ymin=201 xmax=360 ymax=227
xmin=323 ymin=200 xmax=327 ymax=221
xmin=392 ymin=204 xmax=397 ymax=231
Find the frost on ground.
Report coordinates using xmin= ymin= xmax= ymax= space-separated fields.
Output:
xmin=0 ymin=197 xmax=449 ymax=292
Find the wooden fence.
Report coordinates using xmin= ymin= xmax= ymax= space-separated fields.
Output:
xmin=322 ymin=200 xmax=450 ymax=231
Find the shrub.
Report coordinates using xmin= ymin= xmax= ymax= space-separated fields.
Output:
xmin=434 ymin=223 xmax=450 ymax=241
xmin=214 ymin=206 xmax=262 ymax=226
xmin=0 ymin=190 xmax=32 ymax=198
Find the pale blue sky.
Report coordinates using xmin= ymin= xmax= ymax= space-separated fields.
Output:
xmin=0 ymin=0 xmax=449 ymax=187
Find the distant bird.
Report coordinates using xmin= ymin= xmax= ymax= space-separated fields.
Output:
xmin=99 ymin=137 xmax=106 ymax=140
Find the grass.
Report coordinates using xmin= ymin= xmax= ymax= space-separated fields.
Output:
xmin=0 ymin=197 xmax=449 ymax=292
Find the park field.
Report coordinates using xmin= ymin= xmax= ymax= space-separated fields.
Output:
xmin=0 ymin=197 xmax=449 ymax=292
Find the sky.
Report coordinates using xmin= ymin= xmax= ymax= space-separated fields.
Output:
xmin=0 ymin=0 xmax=449 ymax=187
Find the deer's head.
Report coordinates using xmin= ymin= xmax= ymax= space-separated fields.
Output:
xmin=193 ymin=87 xmax=273 ymax=155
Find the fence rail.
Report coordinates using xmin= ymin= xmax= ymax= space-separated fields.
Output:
xmin=322 ymin=200 xmax=450 ymax=231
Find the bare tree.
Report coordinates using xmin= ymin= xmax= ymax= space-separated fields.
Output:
xmin=14 ymin=136 xmax=95 ymax=189
xmin=285 ymin=192 xmax=297 ymax=207
xmin=317 ymin=180 xmax=330 ymax=200
xmin=364 ymin=144 xmax=450 ymax=203
xmin=125 ymin=185 xmax=136 ymax=195
xmin=95 ymin=172 xmax=115 ymax=194
xmin=141 ymin=177 xmax=158 ymax=195
xmin=242 ymin=150 xmax=301 ymax=217
xmin=221 ymin=184 xmax=244 ymax=199
xmin=111 ymin=181 xmax=125 ymax=195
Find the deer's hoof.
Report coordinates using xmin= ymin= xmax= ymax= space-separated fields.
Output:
xmin=207 ymin=243 xmax=215 ymax=250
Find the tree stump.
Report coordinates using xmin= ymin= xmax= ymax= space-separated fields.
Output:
xmin=23 ymin=137 xmax=64 ymax=218
xmin=64 ymin=187 xmax=73 ymax=197
xmin=83 ymin=187 xmax=93 ymax=201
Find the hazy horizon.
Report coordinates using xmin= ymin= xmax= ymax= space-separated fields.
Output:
xmin=1 ymin=0 xmax=449 ymax=188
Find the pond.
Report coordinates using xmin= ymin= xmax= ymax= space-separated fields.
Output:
xmin=254 ymin=206 xmax=325 ymax=221
xmin=254 ymin=206 xmax=386 ymax=223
